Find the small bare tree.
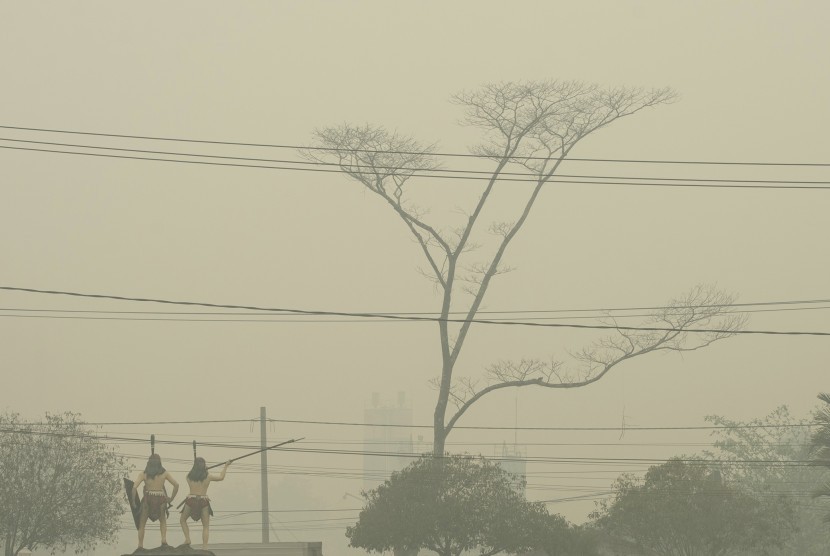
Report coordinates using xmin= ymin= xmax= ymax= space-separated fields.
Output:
xmin=306 ymin=81 xmax=744 ymax=455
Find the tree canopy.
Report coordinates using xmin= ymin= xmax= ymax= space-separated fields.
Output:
xmin=346 ymin=454 xmax=579 ymax=556
xmin=592 ymin=457 xmax=796 ymax=556
xmin=306 ymin=81 xmax=744 ymax=455
xmin=0 ymin=413 xmax=128 ymax=556
xmin=529 ymin=513 xmax=600 ymax=556
xmin=707 ymin=405 xmax=828 ymax=554
xmin=812 ymin=393 xmax=830 ymax=523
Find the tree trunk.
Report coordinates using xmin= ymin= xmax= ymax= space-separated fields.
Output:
xmin=433 ymin=358 xmax=454 ymax=455
xmin=433 ymin=392 xmax=448 ymax=455
xmin=433 ymin=421 xmax=446 ymax=455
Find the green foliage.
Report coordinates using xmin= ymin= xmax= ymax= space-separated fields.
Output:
xmin=0 ymin=413 xmax=129 ymax=556
xmin=813 ymin=394 xmax=830 ymax=520
xmin=346 ymin=454 xmax=578 ymax=556
xmin=593 ymin=458 xmax=796 ymax=556
xmin=707 ymin=405 xmax=829 ymax=554
xmin=528 ymin=513 xmax=600 ymax=556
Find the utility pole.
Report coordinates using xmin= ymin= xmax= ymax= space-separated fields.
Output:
xmin=260 ymin=406 xmax=270 ymax=543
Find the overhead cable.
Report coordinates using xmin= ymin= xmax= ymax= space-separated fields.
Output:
xmin=2 ymin=285 xmax=829 ymax=336
xmin=1 ymin=136 xmax=828 ymax=186
xmin=1 ymin=302 xmax=828 ymax=323
xmin=2 ymin=144 xmax=828 ymax=190
xmin=2 ymin=293 xmax=830 ymax=316
xmin=0 ymin=427 xmax=820 ymax=467
xmin=6 ymin=416 xmax=816 ymax=431
xmin=1 ymin=124 xmax=828 ymax=166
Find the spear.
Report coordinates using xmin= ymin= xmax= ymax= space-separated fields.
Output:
xmin=207 ymin=437 xmax=304 ymax=469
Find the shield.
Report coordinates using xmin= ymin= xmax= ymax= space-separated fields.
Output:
xmin=123 ymin=478 xmax=141 ymax=529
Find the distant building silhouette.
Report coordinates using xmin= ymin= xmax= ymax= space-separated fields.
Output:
xmin=361 ymin=393 xmax=527 ymax=494
xmin=495 ymin=441 xmax=527 ymax=491
xmin=363 ymin=391 xmax=416 ymax=490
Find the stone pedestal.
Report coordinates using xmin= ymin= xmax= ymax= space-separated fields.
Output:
xmin=123 ymin=542 xmax=322 ymax=556
xmin=124 ymin=545 xmax=215 ymax=556
xmin=211 ymin=543 xmax=322 ymax=556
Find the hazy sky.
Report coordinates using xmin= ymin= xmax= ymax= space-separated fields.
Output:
xmin=2 ymin=1 xmax=829 ymax=554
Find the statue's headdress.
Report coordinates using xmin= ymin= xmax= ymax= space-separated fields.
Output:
xmin=188 ymin=440 xmax=208 ymax=482
xmin=144 ymin=435 xmax=165 ymax=479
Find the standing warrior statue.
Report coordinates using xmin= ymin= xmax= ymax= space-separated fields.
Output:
xmin=180 ymin=442 xmax=231 ymax=549
xmin=131 ymin=436 xmax=179 ymax=550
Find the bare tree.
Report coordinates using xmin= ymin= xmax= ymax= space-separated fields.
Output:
xmin=306 ymin=80 xmax=743 ymax=455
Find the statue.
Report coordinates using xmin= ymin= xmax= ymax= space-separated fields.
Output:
xmin=131 ymin=452 xmax=179 ymax=550
xmin=180 ymin=443 xmax=231 ymax=549
xmin=122 ymin=435 xmax=299 ymax=554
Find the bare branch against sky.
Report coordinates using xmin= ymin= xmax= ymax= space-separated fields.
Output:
xmin=304 ymin=82 xmax=747 ymax=456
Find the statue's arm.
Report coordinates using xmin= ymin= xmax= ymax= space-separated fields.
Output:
xmin=131 ymin=472 xmax=144 ymax=504
xmin=166 ymin=472 xmax=179 ymax=501
xmin=210 ymin=461 xmax=231 ymax=482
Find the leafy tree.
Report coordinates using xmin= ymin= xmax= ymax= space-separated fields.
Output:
xmin=529 ymin=513 xmax=600 ymax=556
xmin=707 ymin=405 xmax=829 ymax=555
xmin=307 ymin=81 xmax=744 ymax=455
xmin=0 ymin=413 xmax=128 ymax=556
xmin=592 ymin=457 xmax=796 ymax=556
xmin=347 ymin=454 xmax=570 ymax=556
xmin=812 ymin=393 xmax=830 ymax=522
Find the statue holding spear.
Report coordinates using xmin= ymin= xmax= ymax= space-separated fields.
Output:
xmin=179 ymin=437 xmax=302 ymax=549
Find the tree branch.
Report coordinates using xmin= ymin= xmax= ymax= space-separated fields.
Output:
xmin=445 ymin=285 xmax=745 ymax=433
xmin=303 ymin=125 xmax=452 ymax=288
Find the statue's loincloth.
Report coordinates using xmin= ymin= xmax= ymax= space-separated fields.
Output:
xmin=183 ymin=494 xmax=214 ymax=521
xmin=142 ymin=489 xmax=168 ymax=521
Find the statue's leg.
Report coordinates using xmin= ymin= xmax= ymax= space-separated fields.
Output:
xmin=201 ymin=508 xmax=211 ymax=549
xmin=159 ymin=507 xmax=168 ymax=546
xmin=180 ymin=505 xmax=192 ymax=545
xmin=138 ymin=504 xmax=149 ymax=548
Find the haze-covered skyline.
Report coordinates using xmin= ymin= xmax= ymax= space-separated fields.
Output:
xmin=2 ymin=2 xmax=829 ymax=554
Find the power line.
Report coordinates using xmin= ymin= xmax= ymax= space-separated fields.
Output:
xmin=2 ymin=297 xmax=829 ymax=318
xmin=3 ymin=144 xmax=829 ymax=190
xmin=2 ymin=294 xmax=830 ymax=316
xmin=0 ymin=427 xmax=281 ymax=451
xmin=186 ymin=444 xmax=830 ymax=467
xmin=1 ymin=302 xmax=828 ymax=324
xmin=91 ymin=418 xmax=257 ymax=425
xmin=17 ymin=415 xmax=816 ymax=431
xmin=2 ymin=124 xmax=828 ymax=166
xmin=297 ymin=439 xmax=817 ymax=448
xmin=2 ymin=136 xmax=828 ymax=187
xmin=3 ymin=426 xmax=821 ymax=466
xmin=119 ymin=451 xmax=800 ymax=479
xmin=263 ymin=417 xmax=816 ymax=432
xmin=2 ymin=285 xmax=829 ymax=336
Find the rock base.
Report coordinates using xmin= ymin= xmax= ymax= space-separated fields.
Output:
xmin=125 ymin=545 xmax=215 ymax=556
